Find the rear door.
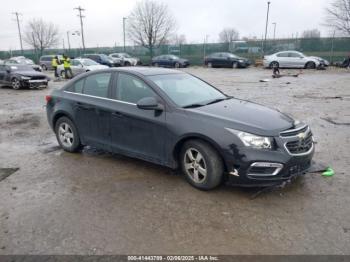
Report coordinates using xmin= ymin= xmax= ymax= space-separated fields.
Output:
xmin=288 ymin=52 xmax=305 ymax=68
xmin=276 ymin=52 xmax=290 ymax=67
xmin=110 ymin=72 xmax=166 ymax=163
xmin=70 ymin=72 xmax=114 ymax=149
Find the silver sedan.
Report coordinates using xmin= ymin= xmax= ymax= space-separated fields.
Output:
xmin=57 ymin=58 xmax=108 ymax=77
xmin=263 ymin=51 xmax=321 ymax=69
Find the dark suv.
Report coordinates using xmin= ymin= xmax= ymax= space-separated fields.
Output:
xmin=83 ymin=54 xmax=119 ymax=67
xmin=46 ymin=68 xmax=314 ymax=190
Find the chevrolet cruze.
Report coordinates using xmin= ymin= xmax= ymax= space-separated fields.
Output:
xmin=46 ymin=67 xmax=314 ymax=190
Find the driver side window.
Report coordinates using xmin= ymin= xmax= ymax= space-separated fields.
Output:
xmin=116 ymin=73 xmax=157 ymax=104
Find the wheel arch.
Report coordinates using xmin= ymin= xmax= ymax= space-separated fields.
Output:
xmin=172 ymin=134 xmax=228 ymax=172
xmin=52 ymin=110 xmax=75 ymax=129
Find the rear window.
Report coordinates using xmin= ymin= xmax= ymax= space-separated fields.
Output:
xmin=66 ymin=79 xmax=84 ymax=93
xmin=83 ymin=73 xmax=111 ymax=98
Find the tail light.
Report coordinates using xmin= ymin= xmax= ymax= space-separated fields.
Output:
xmin=45 ymin=95 xmax=52 ymax=103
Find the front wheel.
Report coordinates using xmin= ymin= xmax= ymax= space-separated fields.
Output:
xmin=207 ymin=62 xmax=213 ymax=68
xmin=232 ymin=62 xmax=238 ymax=68
xmin=270 ymin=61 xmax=279 ymax=69
xmin=11 ymin=78 xmax=21 ymax=90
xmin=180 ymin=140 xmax=223 ymax=190
xmin=305 ymin=62 xmax=316 ymax=69
xmin=55 ymin=117 xmax=82 ymax=152
xmin=174 ymin=62 xmax=180 ymax=68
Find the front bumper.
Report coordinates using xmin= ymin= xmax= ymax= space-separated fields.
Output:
xmin=223 ymin=126 xmax=315 ymax=187
xmin=22 ymin=79 xmax=48 ymax=88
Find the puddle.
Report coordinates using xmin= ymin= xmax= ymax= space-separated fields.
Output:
xmin=0 ymin=168 xmax=19 ymax=182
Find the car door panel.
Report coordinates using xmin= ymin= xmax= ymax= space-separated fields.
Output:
xmin=110 ymin=72 xmax=166 ymax=163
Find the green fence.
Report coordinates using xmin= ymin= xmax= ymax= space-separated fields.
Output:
xmin=1 ymin=37 xmax=349 ymax=65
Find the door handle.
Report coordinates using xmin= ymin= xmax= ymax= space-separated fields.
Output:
xmin=112 ymin=111 xmax=123 ymax=118
xmin=76 ymin=102 xmax=92 ymax=110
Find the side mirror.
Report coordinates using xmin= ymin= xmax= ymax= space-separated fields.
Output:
xmin=137 ymin=97 xmax=164 ymax=111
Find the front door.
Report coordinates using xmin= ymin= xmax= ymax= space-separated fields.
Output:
xmin=110 ymin=72 xmax=166 ymax=163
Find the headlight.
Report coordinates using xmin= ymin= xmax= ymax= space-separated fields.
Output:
xmin=238 ymin=59 xmax=244 ymax=63
xmin=21 ymin=76 xmax=31 ymax=80
xmin=226 ymin=128 xmax=273 ymax=149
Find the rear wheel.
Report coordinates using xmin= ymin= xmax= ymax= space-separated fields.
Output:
xmin=41 ymin=64 xmax=48 ymax=71
xmin=174 ymin=62 xmax=180 ymax=68
xmin=305 ymin=61 xmax=316 ymax=69
xmin=124 ymin=61 xmax=131 ymax=66
xmin=270 ymin=61 xmax=279 ymax=69
xmin=154 ymin=62 xmax=159 ymax=67
xmin=11 ymin=78 xmax=21 ymax=90
xmin=180 ymin=140 xmax=223 ymax=190
xmin=207 ymin=62 xmax=213 ymax=68
xmin=55 ymin=117 xmax=82 ymax=152
xmin=232 ymin=62 xmax=238 ymax=68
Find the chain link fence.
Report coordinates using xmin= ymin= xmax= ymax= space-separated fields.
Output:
xmin=1 ymin=37 xmax=349 ymax=66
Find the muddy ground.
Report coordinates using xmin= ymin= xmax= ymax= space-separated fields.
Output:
xmin=0 ymin=67 xmax=349 ymax=255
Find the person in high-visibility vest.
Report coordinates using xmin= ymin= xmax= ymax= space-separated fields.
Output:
xmin=63 ymin=54 xmax=73 ymax=79
xmin=51 ymin=56 xmax=59 ymax=78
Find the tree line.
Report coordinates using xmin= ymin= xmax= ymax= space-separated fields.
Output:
xmin=21 ymin=0 xmax=350 ymax=58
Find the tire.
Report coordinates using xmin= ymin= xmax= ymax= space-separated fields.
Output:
xmin=55 ymin=117 xmax=82 ymax=153
xmin=124 ymin=61 xmax=131 ymax=66
xmin=207 ymin=62 xmax=213 ymax=68
xmin=180 ymin=140 xmax=224 ymax=190
xmin=270 ymin=61 xmax=279 ymax=69
xmin=305 ymin=62 xmax=316 ymax=69
xmin=174 ymin=62 xmax=180 ymax=68
xmin=11 ymin=78 xmax=21 ymax=90
xmin=232 ymin=62 xmax=238 ymax=68
xmin=41 ymin=64 xmax=47 ymax=71
xmin=154 ymin=62 xmax=159 ymax=67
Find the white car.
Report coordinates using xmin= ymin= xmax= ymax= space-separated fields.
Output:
xmin=263 ymin=51 xmax=321 ymax=69
xmin=57 ymin=58 xmax=108 ymax=77
xmin=109 ymin=53 xmax=139 ymax=66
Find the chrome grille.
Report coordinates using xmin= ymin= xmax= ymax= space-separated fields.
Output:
xmin=285 ymin=131 xmax=313 ymax=155
xmin=280 ymin=125 xmax=308 ymax=137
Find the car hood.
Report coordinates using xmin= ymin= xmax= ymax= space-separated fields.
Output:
xmin=15 ymin=71 xmax=47 ymax=78
xmin=187 ymin=98 xmax=294 ymax=136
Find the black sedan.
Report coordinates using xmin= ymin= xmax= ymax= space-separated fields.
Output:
xmin=0 ymin=64 xmax=48 ymax=89
xmin=46 ymin=67 xmax=314 ymax=190
xmin=151 ymin=55 xmax=189 ymax=68
xmin=204 ymin=52 xmax=251 ymax=68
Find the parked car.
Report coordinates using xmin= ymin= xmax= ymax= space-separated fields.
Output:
xmin=0 ymin=64 xmax=49 ymax=89
xmin=5 ymin=56 xmax=42 ymax=72
xmin=263 ymin=51 xmax=321 ymax=69
xmin=151 ymin=55 xmax=189 ymax=68
xmin=46 ymin=67 xmax=314 ymax=190
xmin=109 ymin=53 xmax=140 ymax=66
xmin=39 ymin=55 xmax=63 ymax=70
xmin=204 ymin=52 xmax=251 ymax=68
xmin=82 ymin=54 xmax=119 ymax=67
xmin=57 ymin=58 xmax=109 ymax=77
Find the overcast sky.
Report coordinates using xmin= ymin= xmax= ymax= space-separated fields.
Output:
xmin=0 ymin=0 xmax=332 ymax=51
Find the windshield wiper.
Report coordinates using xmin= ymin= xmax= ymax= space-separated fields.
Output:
xmin=205 ymin=96 xmax=233 ymax=105
xmin=182 ymin=103 xmax=205 ymax=108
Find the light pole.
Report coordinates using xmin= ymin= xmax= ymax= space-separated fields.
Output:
xmin=272 ymin=22 xmax=276 ymax=40
xmin=203 ymin=35 xmax=209 ymax=58
xmin=123 ymin=17 xmax=127 ymax=52
xmin=74 ymin=6 xmax=86 ymax=52
xmin=263 ymin=1 xmax=271 ymax=55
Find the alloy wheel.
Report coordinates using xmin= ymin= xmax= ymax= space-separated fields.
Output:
xmin=11 ymin=79 xmax=21 ymax=90
xmin=184 ymin=148 xmax=207 ymax=183
xmin=58 ymin=122 xmax=74 ymax=148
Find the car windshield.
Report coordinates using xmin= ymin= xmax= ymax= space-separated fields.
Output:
xmin=120 ymin=53 xmax=131 ymax=58
xmin=81 ymin=59 xmax=98 ymax=66
xmin=168 ymin=55 xmax=179 ymax=59
xmin=9 ymin=65 xmax=34 ymax=71
xmin=227 ymin=53 xmax=238 ymax=58
xmin=100 ymin=54 xmax=111 ymax=61
xmin=148 ymin=73 xmax=227 ymax=108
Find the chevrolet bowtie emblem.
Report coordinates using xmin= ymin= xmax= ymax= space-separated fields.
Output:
xmin=297 ymin=132 xmax=306 ymax=139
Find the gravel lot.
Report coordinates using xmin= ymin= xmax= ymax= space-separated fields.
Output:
xmin=0 ymin=67 xmax=349 ymax=255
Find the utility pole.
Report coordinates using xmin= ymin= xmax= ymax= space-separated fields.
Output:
xmin=272 ymin=22 xmax=276 ymax=40
xmin=66 ymin=31 xmax=71 ymax=51
xmin=263 ymin=1 xmax=271 ymax=55
xmin=203 ymin=35 xmax=209 ymax=58
xmin=12 ymin=12 xmax=24 ymax=55
xmin=123 ymin=17 xmax=127 ymax=52
xmin=74 ymin=6 xmax=86 ymax=52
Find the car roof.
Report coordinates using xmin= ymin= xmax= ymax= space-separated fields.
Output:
xmin=116 ymin=67 xmax=183 ymax=76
